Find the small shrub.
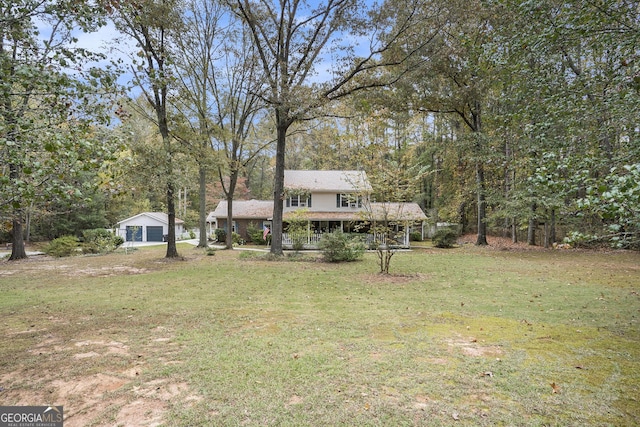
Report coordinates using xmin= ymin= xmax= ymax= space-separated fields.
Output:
xmin=114 ymin=235 xmax=125 ymax=247
xmin=214 ymin=228 xmax=227 ymax=243
xmin=247 ymin=223 xmax=267 ymax=245
xmin=432 ymin=228 xmax=458 ymax=248
xmin=81 ymin=229 xmax=123 ymax=254
xmin=232 ymin=232 xmax=243 ymax=245
xmin=291 ymin=237 xmax=305 ymax=251
xmin=46 ymin=235 xmax=80 ymax=257
xmin=410 ymin=231 xmax=422 ymax=242
xmin=319 ymin=231 xmax=366 ymax=262
xmin=563 ymin=231 xmax=604 ymax=249
xmin=205 ymin=247 xmax=216 ymax=256
xmin=287 ymin=225 xmax=307 ymax=251
xmin=286 ymin=209 xmax=312 ymax=251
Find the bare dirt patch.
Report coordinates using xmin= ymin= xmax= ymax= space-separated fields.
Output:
xmin=360 ymin=272 xmax=430 ymax=285
xmin=72 ymin=266 xmax=151 ymax=277
xmin=0 ymin=331 xmax=201 ymax=427
xmin=0 ymin=254 xmax=153 ymax=277
xmin=446 ymin=334 xmax=503 ymax=358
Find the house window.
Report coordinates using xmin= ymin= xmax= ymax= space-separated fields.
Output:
xmin=287 ymin=194 xmax=311 ymax=207
xmin=337 ymin=194 xmax=361 ymax=208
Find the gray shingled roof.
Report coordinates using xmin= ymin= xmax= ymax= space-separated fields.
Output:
xmin=210 ymin=200 xmax=273 ymax=219
xmin=284 ymin=170 xmax=372 ymax=192
xmin=210 ymin=201 xmax=426 ymax=222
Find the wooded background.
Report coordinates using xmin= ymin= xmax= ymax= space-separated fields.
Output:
xmin=2 ymin=0 xmax=638 ymax=258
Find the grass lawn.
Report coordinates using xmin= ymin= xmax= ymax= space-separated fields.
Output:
xmin=1 ymin=243 xmax=639 ymax=426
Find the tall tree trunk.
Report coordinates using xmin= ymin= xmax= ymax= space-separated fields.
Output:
xmin=224 ymin=166 xmax=239 ymax=249
xmin=8 ymin=161 xmax=27 ymax=260
xmin=166 ymin=179 xmax=179 ymax=257
xmin=472 ymin=102 xmax=487 ymax=246
xmin=160 ymin=121 xmax=179 ymax=257
xmin=225 ymin=194 xmax=234 ymax=249
xmin=542 ymin=209 xmax=557 ymax=248
xmin=550 ymin=208 xmax=556 ymax=245
xmin=9 ymin=215 xmax=27 ymax=261
xmin=457 ymin=201 xmax=468 ymax=234
xmin=511 ymin=161 xmax=517 ymax=243
xmin=6 ymin=102 xmax=27 ymax=259
xmin=198 ymin=165 xmax=208 ymax=248
xmin=475 ymin=162 xmax=488 ymax=245
xmin=544 ymin=209 xmax=550 ymax=248
xmin=25 ymin=203 xmax=32 ymax=243
xmin=527 ymin=203 xmax=537 ymax=246
xmin=504 ymin=141 xmax=513 ymax=239
xmin=270 ymin=120 xmax=287 ymax=256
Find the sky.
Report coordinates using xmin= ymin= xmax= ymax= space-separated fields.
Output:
xmin=35 ymin=1 xmax=385 ymax=97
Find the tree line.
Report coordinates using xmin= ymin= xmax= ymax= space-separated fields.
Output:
xmin=2 ymin=0 xmax=638 ymax=260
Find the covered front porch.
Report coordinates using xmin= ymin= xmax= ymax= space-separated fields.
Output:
xmin=281 ymin=212 xmax=424 ymax=249
xmin=281 ymin=228 xmax=418 ymax=249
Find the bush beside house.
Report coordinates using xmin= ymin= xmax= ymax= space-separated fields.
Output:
xmin=319 ymin=231 xmax=366 ymax=262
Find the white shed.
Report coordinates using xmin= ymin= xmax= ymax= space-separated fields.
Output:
xmin=116 ymin=212 xmax=184 ymax=242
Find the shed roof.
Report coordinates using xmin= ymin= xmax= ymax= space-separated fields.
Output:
xmin=117 ymin=212 xmax=184 ymax=225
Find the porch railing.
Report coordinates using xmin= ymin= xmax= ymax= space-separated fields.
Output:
xmin=281 ymin=231 xmax=409 ymax=248
xmin=282 ymin=232 xmax=323 ymax=246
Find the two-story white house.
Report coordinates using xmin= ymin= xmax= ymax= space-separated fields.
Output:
xmin=209 ymin=170 xmax=427 ymax=247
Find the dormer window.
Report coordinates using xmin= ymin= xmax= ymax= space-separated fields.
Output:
xmin=337 ymin=194 xmax=362 ymax=208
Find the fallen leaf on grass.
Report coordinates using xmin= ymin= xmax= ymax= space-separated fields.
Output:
xmin=452 ymin=412 xmax=460 ymax=420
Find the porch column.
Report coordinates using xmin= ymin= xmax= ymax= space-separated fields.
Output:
xmin=405 ymin=222 xmax=410 ymax=246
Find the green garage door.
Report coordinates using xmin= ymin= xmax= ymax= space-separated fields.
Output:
xmin=147 ymin=226 xmax=164 ymax=242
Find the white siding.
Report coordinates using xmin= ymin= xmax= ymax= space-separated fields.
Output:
xmin=309 ymin=193 xmax=335 ymax=211
xmin=116 ymin=212 xmax=184 ymax=242
xmin=283 ymin=192 xmax=368 ymax=213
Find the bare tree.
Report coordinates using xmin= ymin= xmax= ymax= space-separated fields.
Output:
xmin=171 ymin=0 xmax=225 ymax=248
xmin=173 ymin=0 xmax=270 ymax=249
xmin=110 ymin=0 xmax=182 ymax=257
